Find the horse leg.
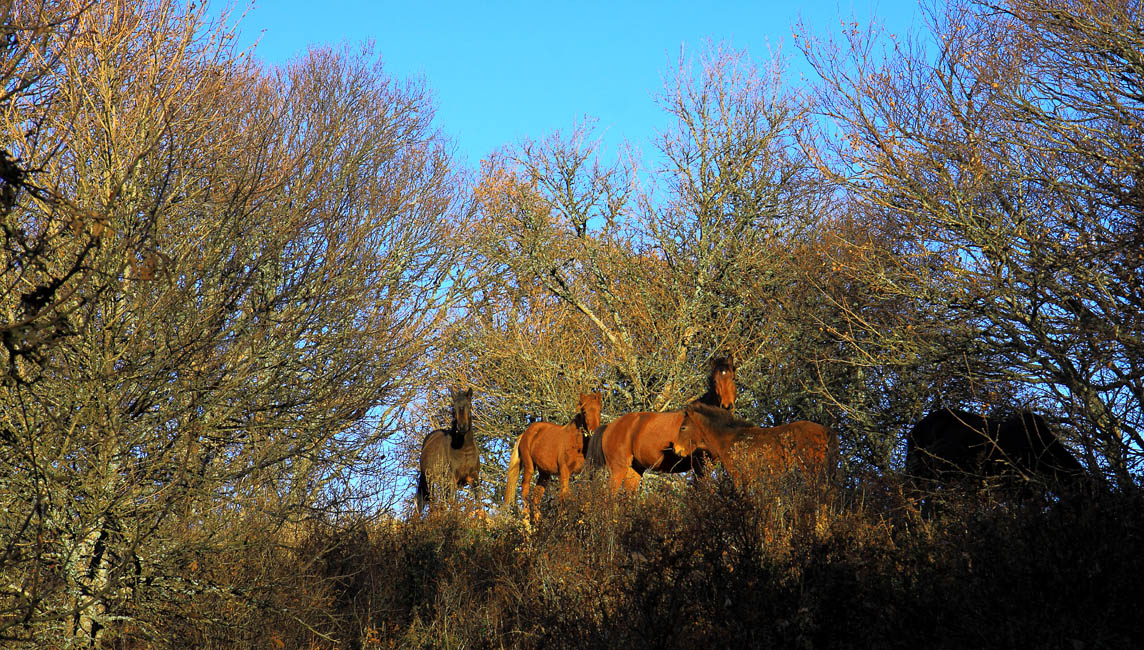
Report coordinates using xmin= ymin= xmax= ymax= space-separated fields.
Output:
xmin=558 ymin=456 xmax=573 ymax=501
xmin=531 ymin=474 xmax=550 ymax=524
xmin=467 ymin=476 xmax=485 ymax=519
xmin=519 ymin=476 xmax=531 ymax=521
xmin=607 ymin=469 xmax=626 ymax=495
xmin=606 ymin=451 xmax=637 ymax=495
xmin=621 ymin=468 xmax=642 ymax=493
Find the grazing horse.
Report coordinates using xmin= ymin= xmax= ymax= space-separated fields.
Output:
xmin=676 ymin=402 xmax=839 ymax=487
xmin=504 ymin=392 xmax=603 ymax=522
xmin=415 ymin=388 xmax=479 ymax=514
xmin=905 ymin=407 xmax=1086 ymax=491
xmin=586 ymin=356 xmax=736 ymax=493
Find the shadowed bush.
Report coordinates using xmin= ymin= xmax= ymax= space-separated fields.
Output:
xmin=179 ymin=477 xmax=1142 ymax=650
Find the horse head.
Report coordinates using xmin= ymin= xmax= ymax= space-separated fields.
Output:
xmin=578 ymin=392 xmax=602 ymax=438
xmin=677 ymin=403 xmax=719 ymax=457
xmin=708 ymin=356 xmax=737 ymax=411
xmin=679 ymin=402 xmax=752 ymax=461
xmin=1000 ymin=411 xmax=1087 ymax=486
xmin=452 ymin=387 xmax=473 ymax=436
xmin=676 ymin=410 xmax=698 ymax=457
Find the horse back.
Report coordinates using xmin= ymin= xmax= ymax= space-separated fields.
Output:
xmin=906 ymin=408 xmax=993 ymax=479
xmin=419 ymin=428 xmax=449 ymax=473
xmin=620 ymin=411 xmax=687 ymax=472
xmin=519 ymin=420 xmax=581 ymax=474
xmin=743 ymin=421 xmax=835 ymax=476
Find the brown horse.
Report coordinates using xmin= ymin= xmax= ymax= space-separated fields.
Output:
xmin=586 ymin=356 xmax=736 ymax=493
xmin=676 ymin=402 xmax=839 ymax=487
xmin=905 ymin=407 xmax=1086 ymax=491
xmin=504 ymin=393 xmax=603 ymax=522
xmin=415 ymin=388 xmax=479 ymax=514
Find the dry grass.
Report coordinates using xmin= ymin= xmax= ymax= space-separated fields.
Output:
xmin=97 ymin=475 xmax=1143 ymax=649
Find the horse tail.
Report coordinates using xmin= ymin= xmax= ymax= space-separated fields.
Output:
xmin=504 ymin=435 xmax=522 ymax=507
xmin=825 ymin=426 xmax=841 ymax=481
xmin=414 ymin=429 xmax=441 ymax=515
xmin=585 ymin=424 xmax=606 ymax=473
xmin=812 ymin=425 xmax=842 ymax=507
xmin=415 ymin=469 xmax=430 ymax=514
xmin=903 ymin=416 xmax=932 ymax=483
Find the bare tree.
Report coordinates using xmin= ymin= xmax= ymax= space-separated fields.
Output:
xmin=642 ymin=44 xmax=835 ymax=426
xmin=0 ymin=0 xmax=96 ymax=384
xmin=454 ymin=45 xmax=838 ymax=488
xmin=797 ymin=0 xmax=1142 ymax=485
xmin=0 ymin=1 xmax=462 ymax=645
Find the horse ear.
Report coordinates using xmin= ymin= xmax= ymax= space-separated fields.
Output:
xmin=465 ymin=387 xmax=473 ymax=399
xmin=710 ymin=355 xmax=734 ymax=372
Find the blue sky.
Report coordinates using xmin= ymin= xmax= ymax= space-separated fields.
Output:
xmin=226 ymin=1 xmax=924 ymax=170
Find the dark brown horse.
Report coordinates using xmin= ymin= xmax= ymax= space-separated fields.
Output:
xmin=676 ymin=402 xmax=839 ymax=487
xmin=905 ymin=407 xmax=1086 ymax=491
xmin=586 ymin=356 xmax=736 ymax=493
xmin=416 ymin=388 xmax=479 ymax=514
xmin=504 ymin=392 xmax=603 ymax=522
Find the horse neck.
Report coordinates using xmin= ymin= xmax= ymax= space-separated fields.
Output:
xmin=571 ymin=411 xmax=589 ymax=436
xmin=697 ymin=386 xmax=734 ymax=411
xmin=451 ymin=418 xmax=474 ymax=448
xmin=692 ymin=415 xmax=741 ymax=458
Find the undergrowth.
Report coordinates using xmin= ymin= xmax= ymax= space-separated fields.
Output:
xmin=107 ymin=476 xmax=1143 ymax=649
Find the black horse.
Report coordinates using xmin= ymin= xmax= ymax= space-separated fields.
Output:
xmin=415 ymin=388 xmax=480 ymax=514
xmin=906 ymin=407 xmax=1086 ymax=491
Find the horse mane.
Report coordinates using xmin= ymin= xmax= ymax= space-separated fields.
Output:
xmin=685 ymin=402 xmax=753 ymax=432
xmin=573 ymin=409 xmax=590 ymax=433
